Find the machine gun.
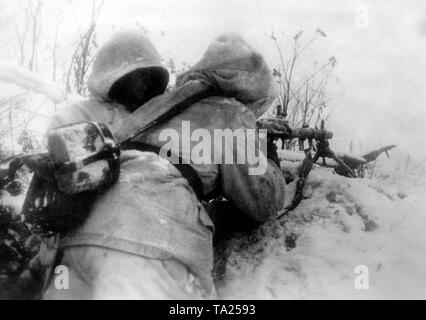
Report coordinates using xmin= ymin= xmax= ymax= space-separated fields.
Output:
xmin=267 ymin=119 xmax=359 ymax=218
xmin=268 ymin=116 xmax=396 ymax=217
xmin=269 ymin=120 xmax=357 ymax=177
xmin=272 ymin=126 xmax=334 ymax=143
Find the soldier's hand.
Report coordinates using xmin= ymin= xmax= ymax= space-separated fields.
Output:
xmin=256 ymin=118 xmax=291 ymax=166
xmin=256 ymin=118 xmax=292 ymax=138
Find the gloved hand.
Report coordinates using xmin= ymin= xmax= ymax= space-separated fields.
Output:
xmin=256 ymin=118 xmax=292 ymax=138
xmin=256 ymin=118 xmax=292 ymax=166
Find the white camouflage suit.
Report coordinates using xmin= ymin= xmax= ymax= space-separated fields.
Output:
xmin=44 ymin=32 xmax=287 ymax=300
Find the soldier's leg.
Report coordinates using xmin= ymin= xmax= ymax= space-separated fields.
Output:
xmin=44 ymin=246 xmax=216 ymax=300
xmin=91 ymin=248 xmax=216 ymax=300
xmin=43 ymin=247 xmax=93 ymax=300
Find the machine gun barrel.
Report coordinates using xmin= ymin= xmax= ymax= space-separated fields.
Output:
xmin=272 ymin=127 xmax=333 ymax=141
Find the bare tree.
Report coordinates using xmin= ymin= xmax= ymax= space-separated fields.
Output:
xmin=271 ymin=29 xmax=337 ymax=129
xmin=65 ymin=0 xmax=106 ymax=95
xmin=14 ymin=0 xmax=43 ymax=70
xmin=28 ymin=0 xmax=42 ymax=72
xmin=1 ymin=0 xmax=55 ymax=155
xmin=15 ymin=8 xmax=30 ymax=67
xmin=51 ymin=15 xmax=60 ymax=82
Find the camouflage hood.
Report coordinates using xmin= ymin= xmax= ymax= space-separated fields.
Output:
xmin=176 ymin=33 xmax=278 ymax=118
xmin=88 ymin=31 xmax=169 ymax=99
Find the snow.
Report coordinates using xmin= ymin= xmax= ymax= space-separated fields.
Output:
xmin=0 ymin=59 xmax=65 ymax=103
xmin=216 ymin=162 xmax=426 ymax=299
xmin=0 ymin=191 xmax=25 ymax=217
xmin=278 ymin=149 xmax=367 ymax=167
xmin=278 ymin=150 xmax=306 ymax=163
xmin=335 ymin=151 xmax=367 ymax=164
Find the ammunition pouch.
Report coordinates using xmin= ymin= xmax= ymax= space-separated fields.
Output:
xmin=23 ymin=174 xmax=98 ymax=234
xmin=47 ymin=121 xmax=121 ymax=195
xmin=17 ymin=122 xmax=120 ymax=234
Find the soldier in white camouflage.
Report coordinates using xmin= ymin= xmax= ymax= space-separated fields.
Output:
xmin=43 ymin=31 xmax=287 ymax=299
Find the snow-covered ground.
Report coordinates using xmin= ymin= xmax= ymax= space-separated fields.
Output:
xmin=216 ymin=160 xmax=426 ymax=299
xmin=2 ymin=154 xmax=426 ymax=299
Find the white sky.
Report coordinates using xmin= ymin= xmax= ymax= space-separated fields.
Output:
xmin=1 ymin=0 xmax=425 ymax=163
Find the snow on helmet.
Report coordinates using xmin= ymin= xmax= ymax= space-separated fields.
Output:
xmin=88 ymin=31 xmax=169 ymax=99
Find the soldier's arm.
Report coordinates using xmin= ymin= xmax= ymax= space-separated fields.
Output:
xmin=218 ymin=115 xmax=287 ymax=223
xmin=219 ymin=158 xmax=286 ymax=223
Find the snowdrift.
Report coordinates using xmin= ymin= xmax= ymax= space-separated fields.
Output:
xmin=216 ymin=164 xmax=426 ymax=299
xmin=2 ymin=156 xmax=426 ymax=299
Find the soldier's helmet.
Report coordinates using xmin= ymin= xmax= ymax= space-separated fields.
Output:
xmin=88 ymin=31 xmax=169 ymax=101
